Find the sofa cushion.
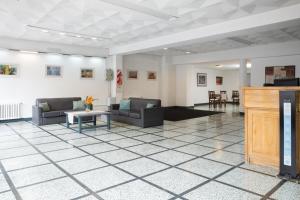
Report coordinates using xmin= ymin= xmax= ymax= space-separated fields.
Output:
xmin=39 ymin=102 xmax=50 ymax=112
xmin=119 ymin=99 xmax=130 ymax=110
xmin=146 ymin=103 xmax=155 ymax=108
xmin=73 ymin=100 xmax=85 ymax=111
xmin=111 ymin=109 xmax=120 ymax=115
xmin=36 ymin=97 xmax=81 ymax=111
xmin=129 ymin=112 xmax=141 ymax=119
xmin=42 ymin=111 xmax=61 ymax=118
xmin=129 ymin=98 xmax=161 ymax=112
xmin=119 ymin=110 xmax=129 ymax=116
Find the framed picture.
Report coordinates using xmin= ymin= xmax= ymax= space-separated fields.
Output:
xmin=46 ymin=65 xmax=62 ymax=77
xmin=147 ymin=71 xmax=157 ymax=80
xmin=265 ymin=66 xmax=295 ymax=84
xmin=197 ymin=73 xmax=207 ymax=87
xmin=216 ymin=76 xmax=223 ymax=85
xmin=0 ymin=64 xmax=18 ymax=77
xmin=128 ymin=70 xmax=138 ymax=80
xmin=81 ymin=68 xmax=94 ymax=79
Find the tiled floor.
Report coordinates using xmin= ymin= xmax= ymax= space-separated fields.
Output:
xmin=0 ymin=106 xmax=298 ymax=200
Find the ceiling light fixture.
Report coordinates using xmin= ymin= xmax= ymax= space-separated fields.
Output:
xmin=185 ymin=51 xmax=191 ymax=54
xmin=19 ymin=50 xmax=39 ymax=54
xmin=163 ymin=48 xmax=168 ymax=50
xmin=76 ymin=35 xmax=82 ymax=38
xmin=42 ymin=30 xmax=49 ymax=33
xmin=91 ymin=37 xmax=97 ymax=40
xmin=59 ymin=32 xmax=66 ymax=36
xmin=216 ymin=65 xmax=222 ymax=68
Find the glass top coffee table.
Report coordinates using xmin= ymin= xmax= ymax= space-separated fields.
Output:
xmin=65 ymin=110 xmax=111 ymax=133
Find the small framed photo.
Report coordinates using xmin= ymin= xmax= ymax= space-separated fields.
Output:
xmin=147 ymin=71 xmax=157 ymax=80
xmin=46 ymin=65 xmax=62 ymax=77
xmin=197 ymin=73 xmax=207 ymax=87
xmin=216 ymin=76 xmax=223 ymax=85
xmin=128 ymin=70 xmax=138 ymax=80
xmin=0 ymin=64 xmax=18 ymax=77
xmin=81 ymin=68 xmax=94 ymax=79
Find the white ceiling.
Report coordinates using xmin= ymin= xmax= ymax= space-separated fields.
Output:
xmin=0 ymin=0 xmax=299 ymax=49
xmin=145 ymin=22 xmax=300 ymax=56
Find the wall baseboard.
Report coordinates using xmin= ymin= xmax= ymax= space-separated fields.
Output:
xmin=0 ymin=118 xmax=32 ymax=123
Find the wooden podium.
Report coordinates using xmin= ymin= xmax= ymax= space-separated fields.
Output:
xmin=243 ymin=87 xmax=300 ymax=169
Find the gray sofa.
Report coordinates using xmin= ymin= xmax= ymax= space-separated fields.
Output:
xmin=110 ymin=98 xmax=164 ymax=128
xmin=32 ymin=97 xmax=91 ymax=126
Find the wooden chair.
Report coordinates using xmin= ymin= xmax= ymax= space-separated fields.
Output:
xmin=208 ymin=91 xmax=219 ymax=108
xmin=220 ymin=91 xmax=227 ymax=107
xmin=232 ymin=90 xmax=240 ymax=104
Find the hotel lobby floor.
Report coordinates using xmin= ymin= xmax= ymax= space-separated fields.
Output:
xmin=0 ymin=112 xmax=299 ymax=200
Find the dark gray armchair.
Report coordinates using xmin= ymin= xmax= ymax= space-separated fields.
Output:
xmin=110 ymin=98 xmax=164 ymax=128
xmin=32 ymin=97 xmax=91 ymax=126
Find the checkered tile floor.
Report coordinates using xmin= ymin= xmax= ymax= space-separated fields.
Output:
xmin=0 ymin=112 xmax=299 ymax=200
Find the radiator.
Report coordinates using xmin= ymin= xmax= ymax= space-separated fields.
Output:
xmin=0 ymin=103 xmax=22 ymax=120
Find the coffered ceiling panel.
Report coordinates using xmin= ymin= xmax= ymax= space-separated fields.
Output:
xmin=0 ymin=0 xmax=299 ymax=48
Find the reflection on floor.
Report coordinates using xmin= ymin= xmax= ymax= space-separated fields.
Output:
xmin=0 ymin=110 xmax=299 ymax=200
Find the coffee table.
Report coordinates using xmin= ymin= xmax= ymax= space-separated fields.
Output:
xmin=65 ymin=110 xmax=111 ymax=133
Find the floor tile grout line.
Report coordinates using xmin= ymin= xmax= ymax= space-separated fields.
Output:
xmin=261 ymin=179 xmax=286 ymax=200
xmin=6 ymin=124 xmax=105 ymax=200
xmin=0 ymin=161 xmax=23 ymax=200
xmin=0 ymin=189 xmax=12 ymax=195
xmin=2 ymin=118 xmax=268 ymax=199
xmin=15 ymin=176 xmax=69 ymax=190
xmin=28 ymin=123 xmax=182 ymax=199
xmin=39 ymin=121 xmax=271 ymax=198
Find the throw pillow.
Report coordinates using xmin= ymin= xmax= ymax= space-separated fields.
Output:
xmin=146 ymin=103 xmax=155 ymax=108
xmin=38 ymin=102 xmax=50 ymax=112
xmin=73 ymin=100 xmax=85 ymax=111
xmin=119 ymin=99 xmax=130 ymax=110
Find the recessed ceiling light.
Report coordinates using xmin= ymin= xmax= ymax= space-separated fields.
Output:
xmin=163 ymin=48 xmax=168 ymax=50
xmin=91 ymin=37 xmax=97 ymax=40
xmin=42 ymin=30 xmax=49 ymax=33
xmin=59 ymin=32 xmax=66 ymax=36
xmin=185 ymin=51 xmax=191 ymax=54
xmin=76 ymin=35 xmax=82 ymax=38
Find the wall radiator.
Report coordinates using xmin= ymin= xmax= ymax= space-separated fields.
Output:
xmin=0 ymin=103 xmax=22 ymax=120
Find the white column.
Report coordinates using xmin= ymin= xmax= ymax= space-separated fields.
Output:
xmin=239 ymin=59 xmax=248 ymax=113
xmin=160 ymin=56 xmax=176 ymax=107
xmin=106 ymin=55 xmax=123 ymax=104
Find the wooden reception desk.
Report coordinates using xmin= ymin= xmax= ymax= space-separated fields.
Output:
xmin=243 ymin=87 xmax=300 ymax=169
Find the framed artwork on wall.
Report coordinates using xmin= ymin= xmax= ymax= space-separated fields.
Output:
xmin=81 ymin=68 xmax=94 ymax=79
xmin=147 ymin=71 xmax=157 ymax=80
xmin=265 ymin=65 xmax=295 ymax=84
xmin=128 ymin=70 xmax=138 ymax=80
xmin=216 ymin=76 xmax=223 ymax=85
xmin=0 ymin=64 xmax=18 ymax=77
xmin=46 ymin=65 xmax=62 ymax=77
xmin=197 ymin=73 xmax=207 ymax=87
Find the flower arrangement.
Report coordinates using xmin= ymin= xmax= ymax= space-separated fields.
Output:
xmin=85 ymin=96 xmax=94 ymax=111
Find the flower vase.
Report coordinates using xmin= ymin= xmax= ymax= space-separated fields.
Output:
xmin=86 ymin=104 xmax=93 ymax=111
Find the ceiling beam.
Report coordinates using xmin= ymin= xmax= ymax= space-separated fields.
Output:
xmin=227 ymin=37 xmax=255 ymax=46
xmin=98 ymin=0 xmax=177 ymax=20
xmin=109 ymin=3 xmax=300 ymax=55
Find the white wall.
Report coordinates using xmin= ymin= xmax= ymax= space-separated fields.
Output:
xmin=0 ymin=50 xmax=107 ymax=118
xmin=251 ymin=55 xmax=300 ymax=86
xmin=123 ymin=54 xmax=162 ymax=99
xmin=176 ymin=65 xmax=239 ymax=106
